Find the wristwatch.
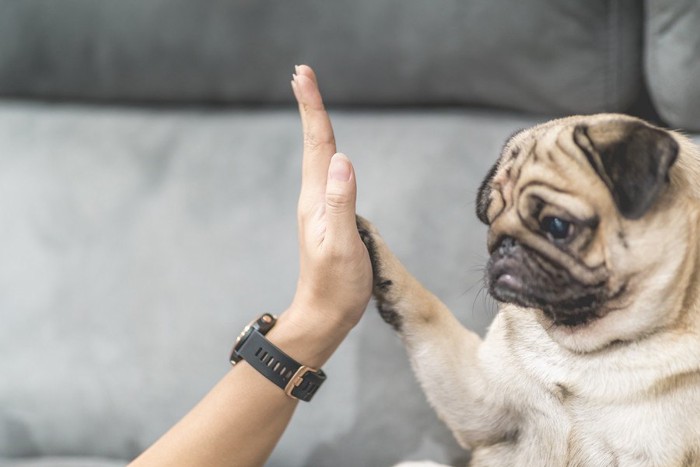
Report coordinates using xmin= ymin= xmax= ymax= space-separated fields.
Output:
xmin=230 ymin=313 xmax=327 ymax=402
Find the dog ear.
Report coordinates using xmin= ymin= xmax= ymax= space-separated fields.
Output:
xmin=573 ymin=119 xmax=679 ymax=219
xmin=476 ymin=160 xmax=499 ymax=224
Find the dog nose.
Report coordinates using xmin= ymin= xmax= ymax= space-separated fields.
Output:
xmin=497 ymin=236 xmax=518 ymax=255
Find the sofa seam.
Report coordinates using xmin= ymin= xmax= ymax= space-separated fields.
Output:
xmin=644 ymin=0 xmax=676 ymax=126
xmin=606 ymin=0 xmax=620 ymax=111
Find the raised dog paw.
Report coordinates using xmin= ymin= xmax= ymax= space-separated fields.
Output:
xmin=356 ymin=215 xmax=404 ymax=331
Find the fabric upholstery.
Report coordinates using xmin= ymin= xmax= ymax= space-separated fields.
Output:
xmin=645 ymin=0 xmax=700 ymax=131
xmin=3 ymin=1 xmax=698 ymax=466
xmin=2 ymin=110 xmax=699 ymax=467
xmin=0 ymin=101 xmax=543 ymax=466
xmin=0 ymin=458 xmax=125 ymax=467
xmin=0 ymin=0 xmax=642 ymax=115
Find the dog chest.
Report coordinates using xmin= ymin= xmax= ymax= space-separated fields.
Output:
xmin=484 ymin=310 xmax=700 ymax=466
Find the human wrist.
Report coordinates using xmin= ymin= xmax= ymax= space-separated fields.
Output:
xmin=264 ymin=303 xmax=354 ymax=369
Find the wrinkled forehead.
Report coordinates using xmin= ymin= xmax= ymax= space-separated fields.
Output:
xmin=497 ymin=115 xmax=623 ymax=177
xmin=502 ymin=116 xmax=587 ymax=157
xmin=503 ymin=114 xmax=639 ymax=157
xmin=497 ymin=120 xmax=563 ymax=179
xmin=491 ymin=116 xmax=609 ymax=196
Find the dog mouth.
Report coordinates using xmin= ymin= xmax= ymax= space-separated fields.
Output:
xmin=491 ymin=280 xmax=604 ymax=327
xmin=487 ymin=245 xmax=609 ymax=328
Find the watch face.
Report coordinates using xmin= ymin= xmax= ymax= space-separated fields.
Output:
xmin=230 ymin=323 xmax=255 ymax=364
xmin=236 ymin=325 xmax=254 ymax=346
xmin=229 ymin=314 xmax=277 ymax=365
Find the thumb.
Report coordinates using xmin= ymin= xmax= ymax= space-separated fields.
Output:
xmin=325 ymin=153 xmax=358 ymax=239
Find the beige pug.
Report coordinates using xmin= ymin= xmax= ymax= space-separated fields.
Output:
xmin=359 ymin=114 xmax=700 ymax=466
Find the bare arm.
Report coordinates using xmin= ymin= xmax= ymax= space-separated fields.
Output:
xmin=129 ymin=65 xmax=372 ymax=467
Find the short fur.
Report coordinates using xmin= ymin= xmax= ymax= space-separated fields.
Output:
xmin=358 ymin=114 xmax=700 ymax=466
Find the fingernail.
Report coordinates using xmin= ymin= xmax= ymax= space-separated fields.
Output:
xmin=329 ymin=153 xmax=352 ymax=182
xmin=291 ymin=74 xmax=303 ymax=101
xmin=295 ymin=64 xmax=301 ymax=75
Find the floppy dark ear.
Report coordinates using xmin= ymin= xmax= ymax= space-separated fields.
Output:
xmin=476 ymin=160 xmax=499 ymax=224
xmin=573 ymin=120 xmax=679 ymax=219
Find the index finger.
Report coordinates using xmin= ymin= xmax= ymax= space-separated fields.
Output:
xmin=291 ymin=65 xmax=337 ymax=203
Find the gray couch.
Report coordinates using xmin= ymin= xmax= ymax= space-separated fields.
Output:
xmin=1 ymin=1 xmax=699 ymax=466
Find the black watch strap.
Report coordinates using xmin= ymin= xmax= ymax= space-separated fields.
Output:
xmin=236 ymin=329 xmax=327 ymax=402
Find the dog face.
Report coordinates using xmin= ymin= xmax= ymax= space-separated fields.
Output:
xmin=476 ymin=114 xmax=700 ymax=352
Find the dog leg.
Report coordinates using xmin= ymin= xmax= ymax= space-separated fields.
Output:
xmin=357 ymin=216 xmax=517 ymax=451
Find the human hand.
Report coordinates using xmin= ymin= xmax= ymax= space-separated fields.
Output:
xmin=128 ymin=68 xmax=373 ymax=467
xmin=284 ymin=65 xmax=372 ymax=343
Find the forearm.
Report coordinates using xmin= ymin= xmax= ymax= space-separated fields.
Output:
xmin=129 ymin=308 xmax=351 ymax=467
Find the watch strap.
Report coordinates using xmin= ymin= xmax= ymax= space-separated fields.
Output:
xmin=237 ymin=329 xmax=326 ymax=402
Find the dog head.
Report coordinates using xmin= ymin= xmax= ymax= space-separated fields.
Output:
xmin=477 ymin=114 xmax=700 ymax=352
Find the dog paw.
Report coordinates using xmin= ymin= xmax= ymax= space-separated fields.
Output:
xmin=356 ymin=215 xmax=403 ymax=331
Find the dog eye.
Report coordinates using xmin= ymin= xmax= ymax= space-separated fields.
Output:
xmin=540 ymin=216 xmax=573 ymax=240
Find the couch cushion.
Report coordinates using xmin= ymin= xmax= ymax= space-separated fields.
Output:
xmin=0 ymin=100 xmax=544 ymax=465
xmin=645 ymin=0 xmax=700 ymax=131
xmin=0 ymin=0 xmax=642 ymax=114
xmin=0 ymin=458 xmax=125 ymax=467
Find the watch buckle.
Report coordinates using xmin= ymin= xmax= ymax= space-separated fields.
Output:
xmin=284 ymin=365 xmax=315 ymax=399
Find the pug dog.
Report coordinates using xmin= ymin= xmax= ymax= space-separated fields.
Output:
xmin=357 ymin=114 xmax=700 ymax=466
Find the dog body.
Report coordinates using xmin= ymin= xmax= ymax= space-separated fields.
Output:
xmin=474 ymin=305 xmax=700 ymax=466
xmin=358 ymin=114 xmax=700 ymax=466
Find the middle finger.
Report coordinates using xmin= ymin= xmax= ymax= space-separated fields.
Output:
xmin=292 ymin=66 xmax=337 ymax=203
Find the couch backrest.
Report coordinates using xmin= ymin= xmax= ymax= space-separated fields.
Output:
xmin=0 ymin=0 xmax=643 ymax=115
xmin=645 ymin=0 xmax=700 ymax=132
